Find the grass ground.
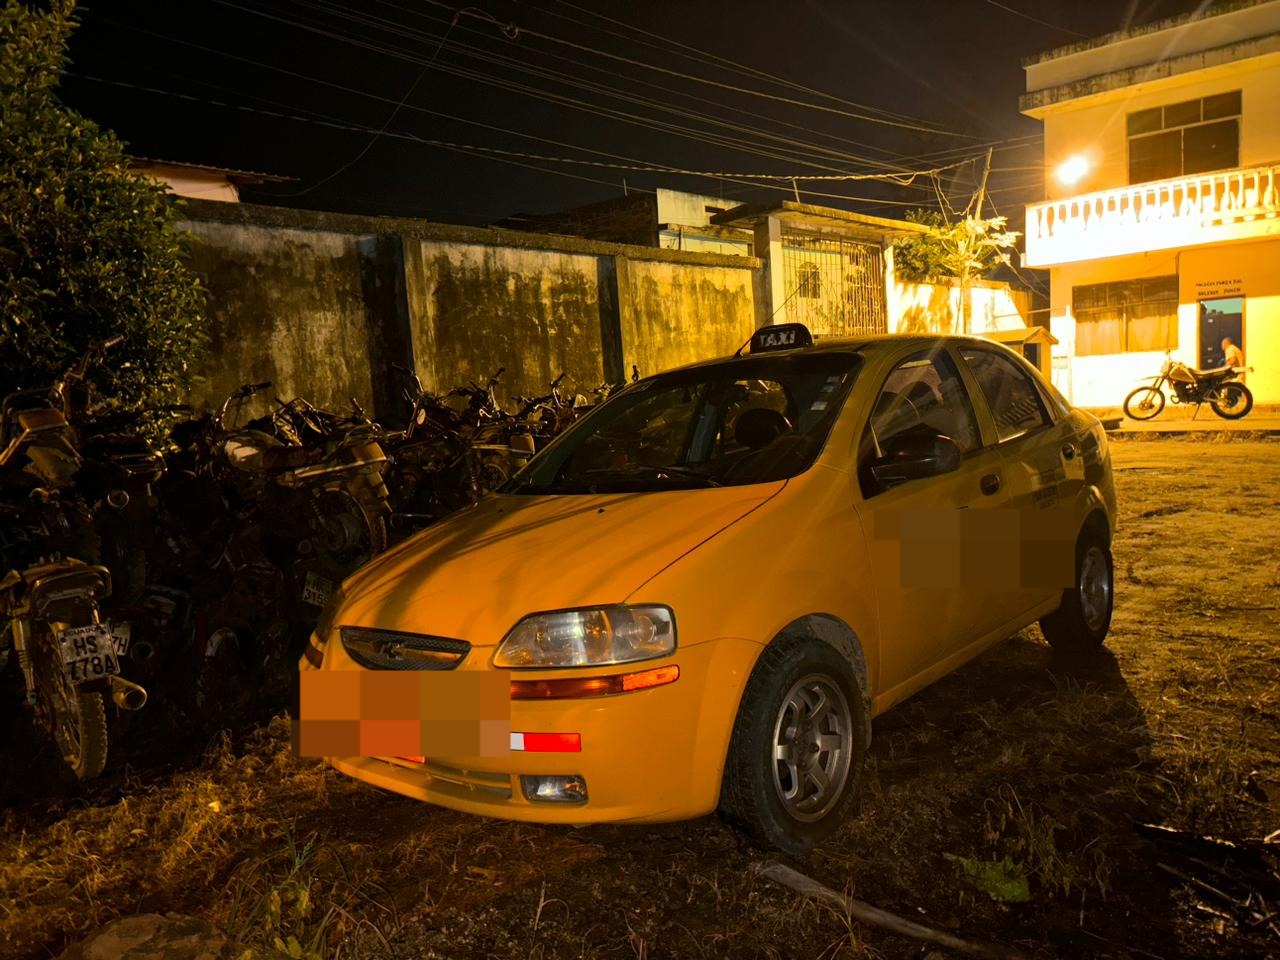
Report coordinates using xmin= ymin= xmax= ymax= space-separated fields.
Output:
xmin=1 ymin=438 xmax=1277 ymax=960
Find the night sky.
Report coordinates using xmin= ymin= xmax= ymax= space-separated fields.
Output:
xmin=61 ymin=0 xmax=1214 ymax=227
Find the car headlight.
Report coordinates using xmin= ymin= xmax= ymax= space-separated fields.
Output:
xmin=494 ymin=605 xmax=675 ymax=668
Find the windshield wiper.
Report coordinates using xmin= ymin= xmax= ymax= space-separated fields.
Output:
xmin=583 ymin=465 xmax=721 ymax=488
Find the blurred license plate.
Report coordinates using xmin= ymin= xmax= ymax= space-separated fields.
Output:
xmin=302 ymin=572 xmax=333 ymax=608
xmin=58 ymin=625 xmax=120 ymax=682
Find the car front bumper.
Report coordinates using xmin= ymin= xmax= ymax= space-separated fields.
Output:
xmin=311 ymin=633 xmax=762 ymax=824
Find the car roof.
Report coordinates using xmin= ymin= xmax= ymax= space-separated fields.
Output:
xmin=659 ymin=332 xmax=1019 ymax=375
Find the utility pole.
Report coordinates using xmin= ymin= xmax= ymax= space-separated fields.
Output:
xmin=974 ymin=147 xmax=994 ymax=219
xmin=959 ymin=148 xmax=994 ymax=335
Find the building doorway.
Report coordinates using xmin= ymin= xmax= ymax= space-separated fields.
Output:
xmin=1199 ymin=297 xmax=1243 ymax=369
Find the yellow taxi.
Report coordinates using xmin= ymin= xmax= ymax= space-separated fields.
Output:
xmin=300 ymin=325 xmax=1117 ymax=854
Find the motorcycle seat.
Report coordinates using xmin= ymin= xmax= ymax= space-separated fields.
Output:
xmin=1191 ymin=365 xmax=1234 ymax=379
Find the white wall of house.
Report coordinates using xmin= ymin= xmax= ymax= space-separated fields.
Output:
xmin=1039 ymin=53 xmax=1280 ymax=202
xmin=890 ymin=280 xmax=1030 ymax=335
xmin=1046 ymin=237 xmax=1280 ymax=407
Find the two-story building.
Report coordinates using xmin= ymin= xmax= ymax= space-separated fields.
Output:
xmin=1022 ymin=0 xmax=1280 ymax=408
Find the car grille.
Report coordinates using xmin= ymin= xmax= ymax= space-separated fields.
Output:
xmin=383 ymin=757 xmax=513 ymax=800
xmin=339 ymin=626 xmax=470 ymax=671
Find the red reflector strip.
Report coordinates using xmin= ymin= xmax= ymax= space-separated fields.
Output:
xmin=397 ymin=756 xmax=426 ymax=764
xmin=511 ymin=732 xmax=581 ymax=753
xmin=509 ymin=664 xmax=680 ymax=700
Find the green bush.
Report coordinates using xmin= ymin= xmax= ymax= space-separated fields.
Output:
xmin=0 ymin=0 xmax=206 ymax=410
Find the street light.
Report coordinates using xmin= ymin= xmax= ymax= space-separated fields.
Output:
xmin=1056 ymin=154 xmax=1091 ymax=188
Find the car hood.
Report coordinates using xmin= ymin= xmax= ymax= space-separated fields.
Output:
xmin=338 ymin=483 xmax=785 ymax=646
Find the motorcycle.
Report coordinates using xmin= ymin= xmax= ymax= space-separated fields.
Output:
xmin=381 ymin=367 xmax=531 ymax=535
xmin=0 ymin=496 xmax=145 ymax=780
xmin=1123 ymin=352 xmax=1254 ymax=421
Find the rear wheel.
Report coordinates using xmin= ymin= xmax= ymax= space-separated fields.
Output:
xmin=1209 ymin=382 xmax=1253 ymax=420
xmin=1123 ymin=386 xmax=1165 ymax=420
xmin=62 ymin=691 xmax=109 ymax=780
xmin=1040 ymin=526 xmax=1113 ymax=656
xmin=35 ymin=652 xmax=109 ymax=779
xmin=719 ymin=636 xmax=864 ymax=855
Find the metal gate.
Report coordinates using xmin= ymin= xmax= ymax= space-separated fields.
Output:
xmin=781 ymin=235 xmax=886 ymax=337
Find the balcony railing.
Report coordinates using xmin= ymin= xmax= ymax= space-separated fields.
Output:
xmin=1025 ymin=163 xmax=1280 ymax=267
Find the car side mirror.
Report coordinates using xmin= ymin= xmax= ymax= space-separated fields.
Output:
xmin=869 ymin=431 xmax=961 ymax=488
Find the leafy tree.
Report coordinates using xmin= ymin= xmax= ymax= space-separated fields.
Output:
xmin=0 ymin=0 xmax=205 ymax=412
xmin=892 ymin=208 xmax=1020 ymax=333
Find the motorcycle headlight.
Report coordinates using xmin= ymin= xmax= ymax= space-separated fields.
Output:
xmin=494 ymin=606 xmax=675 ymax=668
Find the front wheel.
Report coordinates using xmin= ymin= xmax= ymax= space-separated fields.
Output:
xmin=1210 ymin=382 xmax=1253 ymax=420
xmin=719 ymin=637 xmax=865 ymax=855
xmin=1123 ymin=386 xmax=1165 ymax=420
xmin=1039 ymin=526 xmax=1113 ymax=656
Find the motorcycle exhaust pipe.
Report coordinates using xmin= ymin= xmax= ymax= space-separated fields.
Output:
xmin=106 ymin=489 xmax=130 ymax=510
xmin=108 ymin=676 xmax=148 ymax=711
xmin=130 ymin=640 xmax=155 ymax=664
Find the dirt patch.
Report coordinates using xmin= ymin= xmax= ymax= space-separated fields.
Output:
xmin=2 ymin=441 xmax=1278 ymax=959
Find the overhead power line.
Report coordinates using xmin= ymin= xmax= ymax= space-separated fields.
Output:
xmin=296 ymin=0 xmax=942 ymax=175
xmin=74 ymin=73 xmax=965 ymax=210
xmin=981 ymin=0 xmax=1087 ymax=38
xmin=550 ymin=0 xmax=948 ymax=131
xmin=210 ymin=0 xmax=977 ymax=140
xmin=413 ymin=0 xmax=980 ymax=138
xmin=74 ymin=73 xmax=977 ymax=185
xmin=195 ymin=4 xmax=934 ymax=178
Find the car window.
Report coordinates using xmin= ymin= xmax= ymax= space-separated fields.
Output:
xmin=506 ymin=353 xmax=861 ymax=494
xmin=958 ymin=347 xmax=1051 ymax=443
xmin=865 ymin=349 xmax=980 ymax=452
xmin=858 ymin=349 xmax=979 ymax=497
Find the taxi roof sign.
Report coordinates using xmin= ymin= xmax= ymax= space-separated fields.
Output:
xmin=748 ymin=323 xmax=813 ymax=354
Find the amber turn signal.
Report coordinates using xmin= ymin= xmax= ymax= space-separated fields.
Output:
xmin=510 ymin=665 xmax=679 ymax=700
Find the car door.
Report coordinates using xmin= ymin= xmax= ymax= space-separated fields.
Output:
xmin=954 ymin=344 xmax=1085 ymax=616
xmin=855 ymin=344 xmax=1020 ymax=708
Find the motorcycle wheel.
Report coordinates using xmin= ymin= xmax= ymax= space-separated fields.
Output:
xmin=1123 ymin=386 xmax=1165 ymax=420
xmin=475 ymin=452 xmax=510 ymax=494
xmin=36 ymin=658 xmax=109 ymax=779
xmin=308 ymin=489 xmax=387 ymax=568
xmin=1210 ymin=383 xmax=1253 ymax=420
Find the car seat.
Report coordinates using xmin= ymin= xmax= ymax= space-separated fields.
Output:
xmin=733 ymin=407 xmax=792 ymax=450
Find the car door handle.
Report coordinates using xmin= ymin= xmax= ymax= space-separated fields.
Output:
xmin=1061 ymin=442 xmax=1078 ymax=461
xmin=980 ymin=473 xmax=1001 ymax=496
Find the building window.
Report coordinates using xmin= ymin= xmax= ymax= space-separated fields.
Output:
xmin=1127 ymin=91 xmax=1240 ymax=184
xmin=797 ymin=261 xmax=821 ymax=298
xmin=1073 ymin=276 xmax=1178 ymax=356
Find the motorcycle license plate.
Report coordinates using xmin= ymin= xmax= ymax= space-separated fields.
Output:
xmin=302 ymin=571 xmax=333 ymax=608
xmin=57 ymin=625 xmax=120 ymax=682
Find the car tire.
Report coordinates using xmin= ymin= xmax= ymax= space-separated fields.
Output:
xmin=719 ymin=636 xmax=865 ymax=856
xmin=1039 ymin=526 xmax=1113 ymax=655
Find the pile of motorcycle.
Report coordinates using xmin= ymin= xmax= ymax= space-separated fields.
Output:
xmin=380 ymin=365 xmax=623 ymax=531
xmin=0 ymin=342 xmax=618 ymax=782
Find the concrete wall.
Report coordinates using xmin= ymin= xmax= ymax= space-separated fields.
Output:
xmin=891 ymin=280 xmax=1031 ymax=335
xmin=182 ymin=221 xmax=398 ymax=422
xmin=178 ymin=200 xmax=761 ymax=419
xmin=621 ymin=256 xmax=758 ymax=376
xmin=1025 ymin=2 xmax=1280 ymax=102
xmin=405 ymin=240 xmax=607 ymax=406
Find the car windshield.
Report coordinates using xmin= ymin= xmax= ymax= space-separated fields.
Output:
xmin=504 ymin=352 xmax=861 ymax=495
